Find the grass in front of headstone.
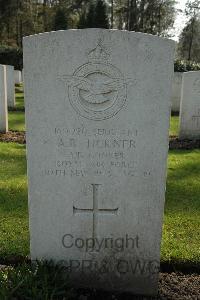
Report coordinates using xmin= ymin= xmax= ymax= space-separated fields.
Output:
xmin=8 ymin=112 xmax=25 ymax=132
xmin=169 ymin=115 xmax=179 ymax=137
xmin=162 ymin=149 xmax=200 ymax=263
xmin=0 ymin=142 xmax=199 ymax=265
xmin=8 ymin=85 xmax=25 ymax=132
xmin=0 ymin=261 xmax=77 ymax=299
xmin=0 ymin=143 xmax=29 ymax=258
xmin=15 ymin=91 xmax=24 ymax=110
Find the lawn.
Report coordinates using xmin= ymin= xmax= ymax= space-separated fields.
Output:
xmin=8 ymin=85 xmax=25 ymax=132
xmin=169 ymin=115 xmax=179 ymax=136
xmin=15 ymin=84 xmax=24 ymax=110
xmin=0 ymin=142 xmax=199 ymax=263
xmin=8 ymin=112 xmax=25 ymax=132
xmin=0 ymin=143 xmax=28 ymax=258
xmin=162 ymin=150 xmax=200 ymax=263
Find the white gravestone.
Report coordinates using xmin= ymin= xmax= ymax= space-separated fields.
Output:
xmin=5 ymin=65 xmax=15 ymax=108
xmin=24 ymin=29 xmax=174 ymax=296
xmin=171 ymin=72 xmax=183 ymax=112
xmin=0 ymin=65 xmax=8 ymax=133
xmin=179 ymin=71 xmax=200 ymax=139
xmin=14 ymin=70 xmax=22 ymax=84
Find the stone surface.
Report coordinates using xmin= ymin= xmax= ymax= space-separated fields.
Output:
xmin=5 ymin=65 xmax=15 ymax=108
xmin=179 ymin=71 xmax=200 ymax=139
xmin=0 ymin=65 xmax=8 ymax=133
xmin=14 ymin=70 xmax=22 ymax=84
xmin=24 ymin=29 xmax=174 ymax=296
xmin=171 ymin=72 xmax=183 ymax=112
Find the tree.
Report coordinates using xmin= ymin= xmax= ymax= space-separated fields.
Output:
xmin=85 ymin=1 xmax=96 ymax=27
xmin=94 ymin=0 xmax=109 ymax=28
xmin=178 ymin=18 xmax=200 ymax=62
xmin=54 ymin=8 xmax=68 ymax=30
xmin=112 ymin=0 xmax=176 ymax=35
xmin=78 ymin=12 xmax=87 ymax=28
xmin=179 ymin=0 xmax=200 ymax=61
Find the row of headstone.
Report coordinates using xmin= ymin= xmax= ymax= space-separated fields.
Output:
xmin=0 ymin=64 xmax=23 ymax=132
xmin=15 ymin=70 xmax=23 ymax=84
xmin=171 ymin=72 xmax=183 ymax=113
xmin=24 ymin=29 xmax=175 ymax=296
xmin=6 ymin=65 xmax=15 ymax=108
xmin=171 ymin=71 xmax=200 ymax=140
xmin=0 ymin=65 xmax=8 ymax=133
xmin=179 ymin=71 xmax=200 ymax=139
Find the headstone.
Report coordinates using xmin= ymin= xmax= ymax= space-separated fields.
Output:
xmin=5 ymin=65 xmax=15 ymax=108
xmin=179 ymin=71 xmax=200 ymax=139
xmin=14 ymin=70 xmax=22 ymax=84
xmin=0 ymin=65 xmax=8 ymax=133
xmin=24 ymin=29 xmax=174 ymax=296
xmin=171 ymin=72 xmax=183 ymax=112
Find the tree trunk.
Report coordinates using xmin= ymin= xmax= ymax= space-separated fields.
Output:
xmin=43 ymin=0 xmax=48 ymax=31
xmin=111 ymin=0 xmax=114 ymax=29
xmin=188 ymin=17 xmax=195 ymax=61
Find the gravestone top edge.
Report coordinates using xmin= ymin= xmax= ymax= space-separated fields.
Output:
xmin=23 ymin=28 xmax=175 ymax=47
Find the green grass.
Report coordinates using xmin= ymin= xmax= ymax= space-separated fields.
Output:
xmin=8 ymin=112 xmax=25 ymax=132
xmin=15 ymin=92 xmax=24 ymax=110
xmin=161 ymin=150 xmax=200 ymax=263
xmin=169 ymin=115 xmax=179 ymax=137
xmin=0 ymin=142 xmax=199 ymax=263
xmin=0 ymin=262 xmax=76 ymax=299
xmin=15 ymin=84 xmax=24 ymax=110
xmin=8 ymin=85 xmax=25 ymax=131
xmin=0 ymin=143 xmax=29 ymax=257
xmin=8 ymin=110 xmax=179 ymax=137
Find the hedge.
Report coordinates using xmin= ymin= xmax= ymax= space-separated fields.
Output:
xmin=0 ymin=46 xmax=23 ymax=70
xmin=174 ymin=59 xmax=200 ymax=72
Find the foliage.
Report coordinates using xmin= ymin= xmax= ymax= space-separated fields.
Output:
xmin=178 ymin=18 xmax=200 ymax=62
xmin=54 ymin=8 xmax=68 ymax=30
xmin=174 ymin=59 xmax=200 ymax=72
xmin=85 ymin=1 xmax=96 ymax=27
xmin=94 ymin=0 xmax=109 ymax=28
xmin=177 ymin=0 xmax=200 ymax=61
xmin=111 ymin=0 xmax=177 ymax=36
xmin=0 ymin=0 xmax=177 ymax=48
xmin=0 ymin=261 xmax=76 ymax=299
xmin=0 ymin=46 xmax=23 ymax=70
xmin=79 ymin=0 xmax=109 ymax=29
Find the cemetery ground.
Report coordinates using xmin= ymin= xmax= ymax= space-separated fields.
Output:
xmin=0 ymin=87 xmax=199 ymax=299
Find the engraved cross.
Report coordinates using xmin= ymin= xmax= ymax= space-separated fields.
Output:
xmin=73 ymin=184 xmax=118 ymax=239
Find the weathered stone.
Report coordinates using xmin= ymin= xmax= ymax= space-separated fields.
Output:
xmin=179 ymin=71 xmax=200 ymax=139
xmin=171 ymin=72 xmax=183 ymax=112
xmin=14 ymin=70 xmax=22 ymax=84
xmin=24 ymin=29 xmax=174 ymax=295
xmin=0 ymin=65 xmax=8 ymax=133
xmin=5 ymin=65 xmax=15 ymax=108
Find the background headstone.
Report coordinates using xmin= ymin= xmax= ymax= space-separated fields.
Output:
xmin=24 ymin=29 xmax=174 ymax=295
xmin=179 ymin=71 xmax=200 ymax=139
xmin=14 ymin=70 xmax=22 ymax=84
xmin=5 ymin=65 xmax=15 ymax=108
xmin=0 ymin=65 xmax=8 ymax=133
xmin=171 ymin=72 xmax=183 ymax=113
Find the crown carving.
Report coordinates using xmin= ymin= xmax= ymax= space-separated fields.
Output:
xmin=88 ymin=43 xmax=110 ymax=62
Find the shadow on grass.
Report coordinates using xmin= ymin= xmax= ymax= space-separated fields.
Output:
xmin=0 ymin=143 xmax=27 ymax=213
xmin=165 ymin=150 xmax=200 ymax=212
